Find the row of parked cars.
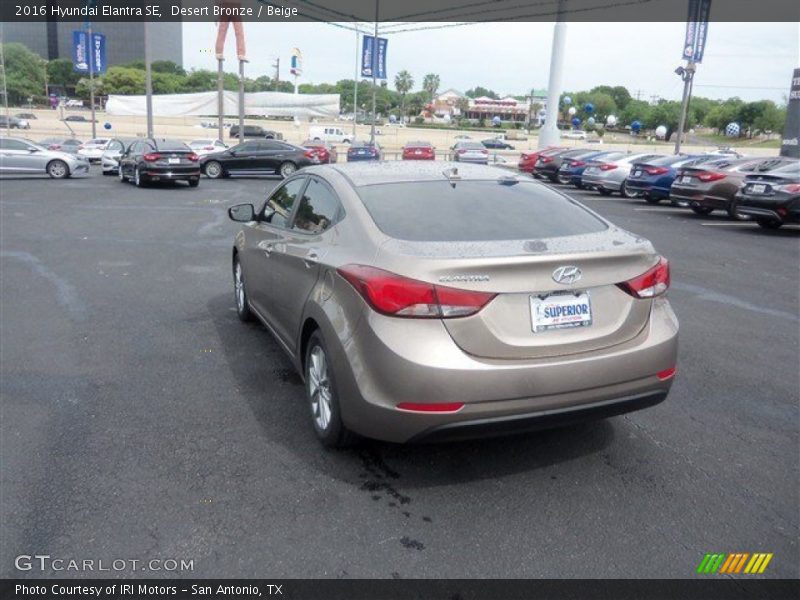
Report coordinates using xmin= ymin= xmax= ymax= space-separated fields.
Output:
xmin=518 ymin=146 xmax=799 ymax=230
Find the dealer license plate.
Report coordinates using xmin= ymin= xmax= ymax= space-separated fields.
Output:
xmin=632 ymin=169 xmax=642 ymax=177
xmin=749 ymin=184 xmax=767 ymax=194
xmin=168 ymin=157 xmax=180 ymax=164
xmin=681 ymin=175 xmax=692 ymax=183
xmin=530 ymin=292 xmax=593 ymax=333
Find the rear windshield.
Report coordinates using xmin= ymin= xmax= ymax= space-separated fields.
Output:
xmin=648 ymin=154 xmax=692 ymax=166
xmin=357 ymin=180 xmax=607 ymax=242
xmin=156 ymin=140 xmax=190 ymax=151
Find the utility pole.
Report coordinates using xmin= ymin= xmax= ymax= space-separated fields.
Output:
xmin=674 ymin=61 xmax=696 ymax=154
xmin=353 ymin=29 xmax=359 ymax=138
xmin=526 ymin=87 xmax=534 ymax=133
xmin=0 ymin=24 xmax=9 ymax=121
xmin=650 ymin=94 xmax=660 ymax=105
xmin=370 ymin=1 xmax=378 ymax=146
xmin=144 ymin=21 xmax=154 ymax=137
xmin=538 ymin=0 xmax=567 ymax=149
xmin=87 ymin=23 xmax=97 ymax=139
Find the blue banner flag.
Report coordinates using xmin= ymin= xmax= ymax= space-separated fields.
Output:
xmin=72 ymin=30 xmax=106 ymax=74
xmin=682 ymin=0 xmax=711 ymax=63
xmin=361 ymin=35 xmax=387 ymax=79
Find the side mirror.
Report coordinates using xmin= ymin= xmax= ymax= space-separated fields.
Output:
xmin=28 ymin=148 xmax=38 ymax=153
xmin=228 ymin=204 xmax=255 ymax=222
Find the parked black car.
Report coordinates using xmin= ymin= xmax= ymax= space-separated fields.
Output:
xmin=533 ymin=148 xmax=590 ymax=182
xmin=118 ymin=138 xmax=201 ymax=188
xmin=481 ymin=138 xmax=514 ymax=150
xmin=228 ymin=125 xmax=283 ymax=139
xmin=733 ymin=161 xmax=800 ymax=229
xmin=201 ymin=140 xmax=316 ymax=179
xmin=62 ymin=115 xmax=97 ymax=123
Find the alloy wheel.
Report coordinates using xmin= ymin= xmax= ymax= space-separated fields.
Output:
xmin=308 ymin=346 xmax=332 ymax=432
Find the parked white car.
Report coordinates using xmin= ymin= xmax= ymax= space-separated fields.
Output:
xmin=309 ymin=126 xmax=352 ymax=144
xmin=189 ymin=139 xmax=228 ymax=157
xmin=77 ymin=138 xmax=110 ymax=162
xmin=562 ymin=130 xmax=588 ymax=140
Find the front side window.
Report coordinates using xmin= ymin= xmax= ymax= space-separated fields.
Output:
xmin=292 ymin=179 xmax=340 ymax=234
xmin=264 ymin=177 xmax=306 ymax=228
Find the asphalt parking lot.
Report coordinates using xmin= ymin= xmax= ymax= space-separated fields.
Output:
xmin=1 ymin=167 xmax=798 ymax=579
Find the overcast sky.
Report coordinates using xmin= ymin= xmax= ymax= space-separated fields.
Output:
xmin=183 ymin=22 xmax=799 ymax=103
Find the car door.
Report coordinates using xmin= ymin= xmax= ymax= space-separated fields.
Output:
xmin=121 ymin=141 xmax=139 ymax=177
xmin=0 ymin=138 xmax=40 ymax=173
xmin=265 ymin=176 xmax=343 ymax=352
xmin=258 ymin=141 xmax=294 ymax=173
xmin=226 ymin=141 xmax=260 ymax=172
xmin=239 ymin=177 xmax=308 ymax=330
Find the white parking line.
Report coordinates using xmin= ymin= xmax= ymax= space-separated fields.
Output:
xmin=700 ymin=222 xmax=757 ymax=227
xmin=634 ymin=208 xmax=690 ymax=214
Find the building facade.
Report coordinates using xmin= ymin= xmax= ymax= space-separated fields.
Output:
xmin=2 ymin=22 xmax=182 ymax=66
xmin=426 ymin=89 xmax=549 ymax=125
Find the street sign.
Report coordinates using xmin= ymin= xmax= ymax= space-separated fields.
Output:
xmin=682 ymin=0 xmax=711 ymax=63
xmin=290 ymin=48 xmax=302 ymax=76
xmin=780 ymin=68 xmax=800 ymax=159
xmin=361 ymin=35 xmax=387 ymax=80
xmin=72 ymin=30 xmax=107 ymax=75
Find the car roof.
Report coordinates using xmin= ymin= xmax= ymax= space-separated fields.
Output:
xmin=322 ymin=161 xmax=521 ymax=187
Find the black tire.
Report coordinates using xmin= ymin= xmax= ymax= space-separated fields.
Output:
xmin=598 ymin=188 xmax=612 ymax=196
xmin=46 ymin=160 xmax=69 ymax=179
xmin=621 ymin=180 xmax=639 ymax=198
xmin=134 ymin=167 xmax=148 ymax=188
xmin=305 ymin=330 xmax=355 ymax=448
xmin=757 ymin=219 xmax=782 ymax=230
xmin=644 ymin=194 xmax=661 ymax=204
xmin=557 ymin=173 xmax=570 ymax=185
xmin=279 ymin=161 xmax=297 ymax=179
xmin=343 ymin=139 xmax=350 ymax=144
xmin=188 ymin=178 xmax=199 ymax=188
xmin=233 ymin=255 xmax=253 ymax=322
xmin=691 ymin=206 xmax=714 ymax=216
xmin=727 ymin=203 xmax=750 ymax=221
xmin=204 ymin=160 xmax=224 ymax=179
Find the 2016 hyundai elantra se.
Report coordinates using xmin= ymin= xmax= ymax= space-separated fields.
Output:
xmin=228 ymin=162 xmax=679 ymax=446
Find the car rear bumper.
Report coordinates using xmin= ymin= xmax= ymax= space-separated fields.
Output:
xmin=735 ymin=197 xmax=800 ymax=223
xmin=145 ymin=168 xmax=201 ymax=180
xmin=671 ymin=186 xmax=730 ymax=209
xmin=582 ymin=173 xmax=622 ymax=191
xmin=333 ymin=297 xmax=679 ymax=443
xmin=625 ymin=180 xmax=669 ymax=198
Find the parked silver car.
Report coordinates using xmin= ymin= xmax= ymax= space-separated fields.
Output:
xmin=0 ymin=136 xmax=89 ymax=178
xmin=228 ymin=162 xmax=678 ymax=446
xmin=77 ymin=137 xmax=111 ymax=162
xmin=582 ymin=153 xmax=662 ymax=197
xmin=451 ymin=141 xmax=489 ymax=164
xmin=101 ymin=137 xmax=137 ymax=174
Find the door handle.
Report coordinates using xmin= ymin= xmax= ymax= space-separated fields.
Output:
xmin=303 ymin=250 xmax=319 ymax=268
xmin=258 ymin=241 xmax=274 ymax=256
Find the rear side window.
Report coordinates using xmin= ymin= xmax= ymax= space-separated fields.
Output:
xmin=265 ymin=177 xmax=306 ymax=228
xmin=292 ymin=179 xmax=340 ymax=234
xmin=357 ymin=180 xmax=607 ymax=242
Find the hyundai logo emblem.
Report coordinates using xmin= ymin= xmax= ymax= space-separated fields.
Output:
xmin=552 ymin=266 xmax=582 ymax=285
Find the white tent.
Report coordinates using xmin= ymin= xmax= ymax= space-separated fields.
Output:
xmin=106 ymin=91 xmax=340 ymax=119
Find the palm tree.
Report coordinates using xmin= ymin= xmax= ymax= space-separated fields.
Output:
xmin=394 ymin=70 xmax=414 ymax=121
xmin=422 ymin=73 xmax=441 ymax=102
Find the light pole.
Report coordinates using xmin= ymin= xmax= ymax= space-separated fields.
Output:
xmin=674 ymin=62 xmax=696 ymax=154
xmin=144 ymin=21 xmax=154 ymax=137
xmin=370 ymin=0 xmax=379 ymax=146
xmin=353 ymin=28 xmax=359 ymax=139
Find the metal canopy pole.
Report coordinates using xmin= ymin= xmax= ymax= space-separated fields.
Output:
xmin=538 ymin=0 xmax=567 ymax=149
xmin=370 ymin=0 xmax=378 ymax=145
xmin=238 ymin=59 xmax=245 ymax=144
xmin=217 ymin=58 xmax=225 ymax=143
xmin=675 ymin=62 xmax=696 ymax=154
xmin=353 ymin=29 xmax=359 ymax=139
xmin=144 ymin=21 xmax=154 ymax=137
xmin=88 ymin=23 xmax=96 ymax=139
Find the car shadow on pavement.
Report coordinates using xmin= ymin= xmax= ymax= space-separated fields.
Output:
xmin=207 ymin=292 xmax=616 ymax=488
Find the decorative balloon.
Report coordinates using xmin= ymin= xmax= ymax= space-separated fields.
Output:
xmin=606 ymin=115 xmax=617 ymax=127
xmin=568 ymin=106 xmax=577 ymax=116
xmin=725 ymin=122 xmax=741 ymax=137
xmin=103 ymin=122 xmax=112 ymax=130
xmin=655 ymin=125 xmax=668 ymax=139
xmin=492 ymin=115 xmax=502 ymax=126
xmin=563 ymin=96 xmax=572 ymax=105
xmin=631 ymin=120 xmax=642 ymax=133
xmin=584 ymin=103 xmax=594 ymax=114
xmin=587 ymin=117 xmax=596 ymax=126
xmin=571 ymin=117 xmax=581 ymax=128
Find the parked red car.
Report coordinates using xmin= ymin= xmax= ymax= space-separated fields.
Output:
xmin=402 ymin=141 xmax=436 ymax=161
xmin=301 ymin=140 xmax=338 ymax=164
xmin=519 ymin=146 xmax=567 ymax=175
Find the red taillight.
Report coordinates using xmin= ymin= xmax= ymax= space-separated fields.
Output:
xmin=775 ymin=183 xmax=800 ymax=193
xmin=304 ymin=149 xmax=316 ymax=159
xmin=481 ymin=149 xmax=488 ymax=155
xmin=695 ymin=171 xmax=726 ymax=182
xmin=49 ymin=144 xmax=60 ymax=150
xmin=617 ymin=257 xmax=670 ymax=299
xmin=644 ymin=166 xmax=669 ymax=175
xmin=599 ymin=163 xmax=618 ymax=171
xmin=204 ymin=146 xmax=214 ymax=150
xmin=540 ymin=156 xmax=554 ymax=164
xmin=457 ymin=149 xmax=466 ymax=155
xmin=657 ymin=366 xmax=677 ymax=381
xmin=143 ymin=153 xmax=162 ymax=162
xmin=337 ymin=265 xmax=496 ymax=318
xmin=521 ymin=153 xmax=531 ymax=160
xmin=571 ymin=160 xmax=586 ymax=167
xmin=187 ymin=153 xmax=199 ymax=162
xmin=397 ymin=402 xmax=465 ymax=413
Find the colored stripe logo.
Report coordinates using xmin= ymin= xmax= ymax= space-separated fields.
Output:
xmin=697 ymin=553 xmax=773 ymax=574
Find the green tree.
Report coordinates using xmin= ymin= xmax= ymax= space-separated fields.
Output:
xmin=1 ymin=43 xmax=46 ymax=103
xmin=422 ymin=73 xmax=440 ymax=101
xmin=752 ymin=101 xmax=785 ymax=134
xmin=101 ymin=66 xmax=146 ymax=95
xmin=620 ymin=99 xmax=652 ymax=130
xmin=590 ymin=85 xmax=632 ymax=111
xmin=150 ymin=60 xmax=186 ymax=76
xmin=394 ymin=69 xmax=414 ymax=118
xmin=646 ymin=100 xmax=686 ymax=140
xmin=465 ymin=86 xmax=498 ymax=99
xmin=46 ymin=58 xmax=81 ymax=90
